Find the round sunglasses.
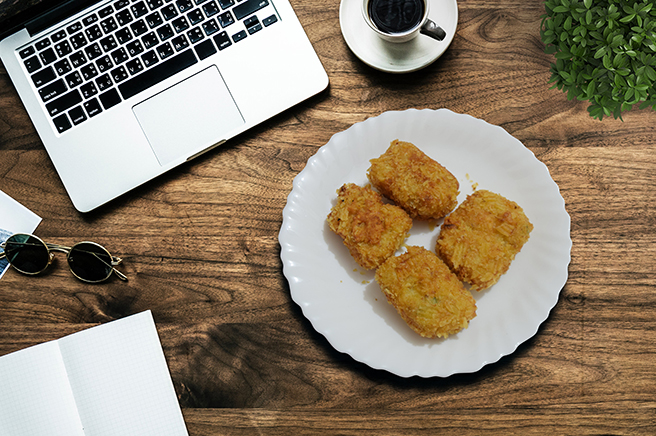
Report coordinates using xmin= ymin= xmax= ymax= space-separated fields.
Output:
xmin=0 ymin=233 xmax=127 ymax=283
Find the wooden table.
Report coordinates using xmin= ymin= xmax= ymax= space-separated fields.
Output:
xmin=1 ymin=0 xmax=655 ymax=433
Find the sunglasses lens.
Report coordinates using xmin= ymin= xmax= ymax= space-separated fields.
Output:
xmin=3 ymin=234 xmax=50 ymax=274
xmin=68 ymin=242 xmax=113 ymax=283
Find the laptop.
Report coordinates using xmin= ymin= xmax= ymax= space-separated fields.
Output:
xmin=0 ymin=0 xmax=328 ymax=212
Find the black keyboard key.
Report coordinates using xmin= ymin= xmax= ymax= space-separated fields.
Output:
xmin=65 ymin=71 xmax=83 ymax=88
xmin=82 ymin=14 xmax=99 ymax=26
xmin=116 ymin=9 xmax=134 ymax=26
xmin=24 ymin=56 xmax=42 ymax=73
xmin=39 ymin=48 xmax=57 ymax=65
xmin=218 ymin=0 xmax=234 ymax=9
xmin=80 ymin=81 xmax=98 ymax=98
xmin=141 ymin=50 xmax=159 ymax=67
xmin=172 ymin=35 xmax=189 ymax=51
xmin=233 ymin=0 xmax=268 ymax=21
xmin=202 ymin=1 xmax=219 ymax=17
xmin=116 ymin=28 xmax=133 ymax=44
xmin=100 ymin=35 xmax=118 ymax=52
xmin=81 ymin=63 xmax=99 ymax=81
xmin=19 ymin=46 xmax=35 ymax=59
xmin=99 ymin=88 xmax=122 ymax=109
xmin=32 ymin=66 xmax=57 ymax=87
xmin=35 ymin=39 xmax=51 ymax=50
xmin=131 ymin=19 xmax=149 ymax=36
xmin=46 ymin=89 xmax=82 ymax=116
xmin=187 ymin=9 xmax=204 ymax=25
xmin=114 ymin=0 xmax=130 ymax=9
xmin=172 ymin=16 xmax=189 ymax=32
xmin=54 ymin=58 xmax=72 ymax=76
xmin=97 ymin=56 xmax=114 ymax=73
xmin=70 ymin=33 xmax=88 ymax=49
xmin=39 ymin=79 xmax=68 ymax=102
xmin=111 ymin=66 xmax=129 ymax=83
xmin=213 ymin=31 xmax=231 ymax=50
xmin=111 ymin=47 xmax=129 ymax=64
xmin=85 ymin=43 xmax=103 ymax=60
xmin=84 ymin=98 xmax=103 ymax=117
xmin=157 ymin=23 xmax=175 ymax=40
xmin=187 ymin=27 xmax=204 ymax=43
xmin=176 ymin=0 xmax=194 ymax=13
xmin=69 ymin=105 xmax=87 ymax=125
xmin=194 ymin=39 xmax=215 ymax=60
xmin=51 ymin=30 xmax=68 ymax=42
xmin=96 ymin=73 xmax=113 ymax=91
xmin=57 ymin=43 xmax=73 ymax=61
xmin=147 ymin=0 xmax=164 ymax=9
xmin=131 ymin=1 xmax=149 ymax=18
xmin=218 ymin=11 xmax=234 ymax=27
xmin=142 ymin=32 xmax=159 ymax=48
xmin=146 ymin=11 xmax=163 ymax=28
xmin=126 ymin=40 xmax=145 ymax=56
xmin=119 ymin=48 xmax=197 ymax=99
xmin=246 ymin=21 xmax=262 ymax=35
xmin=67 ymin=22 xmax=83 ymax=34
xmin=85 ymin=24 xmax=103 ymax=41
xmin=126 ymin=58 xmax=144 ymax=75
xmin=232 ymin=30 xmax=246 ymax=43
xmin=53 ymin=113 xmax=72 ymax=133
xmin=70 ymin=51 xmax=88 ymax=68
xmin=162 ymin=4 xmax=178 ymax=20
xmin=156 ymin=41 xmax=174 ymax=59
xmin=202 ymin=19 xmax=219 ymax=35
xmin=99 ymin=6 xmax=114 ymax=18
xmin=101 ymin=16 xmax=119 ymax=34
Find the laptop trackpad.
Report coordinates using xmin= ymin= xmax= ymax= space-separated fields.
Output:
xmin=133 ymin=66 xmax=244 ymax=166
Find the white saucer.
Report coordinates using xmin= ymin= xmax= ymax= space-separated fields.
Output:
xmin=339 ymin=0 xmax=458 ymax=73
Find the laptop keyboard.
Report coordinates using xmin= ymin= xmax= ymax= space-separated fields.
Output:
xmin=17 ymin=0 xmax=278 ymax=134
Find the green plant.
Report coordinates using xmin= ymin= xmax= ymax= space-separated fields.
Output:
xmin=540 ymin=0 xmax=656 ymax=120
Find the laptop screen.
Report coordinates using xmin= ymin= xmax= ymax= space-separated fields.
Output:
xmin=0 ymin=0 xmax=94 ymax=41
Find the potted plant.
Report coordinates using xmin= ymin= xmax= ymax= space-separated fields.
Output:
xmin=541 ymin=0 xmax=656 ymax=120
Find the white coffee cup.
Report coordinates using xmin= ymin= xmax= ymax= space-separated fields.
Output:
xmin=362 ymin=0 xmax=446 ymax=43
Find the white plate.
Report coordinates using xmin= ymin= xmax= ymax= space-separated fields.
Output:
xmin=279 ymin=109 xmax=571 ymax=378
xmin=339 ymin=0 xmax=458 ymax=73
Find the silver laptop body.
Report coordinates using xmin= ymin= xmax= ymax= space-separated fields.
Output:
xmin=0 ymin=0 xmax=328 ymax=212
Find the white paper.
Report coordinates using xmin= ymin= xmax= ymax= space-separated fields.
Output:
xmin=0 ymin=190 xmax=42 ymax=278
xmin=0 ymin=311 xmax=188 ymax=436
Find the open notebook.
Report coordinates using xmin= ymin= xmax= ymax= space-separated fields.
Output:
xmin=0 ymin=311 xmax=188 ymax=436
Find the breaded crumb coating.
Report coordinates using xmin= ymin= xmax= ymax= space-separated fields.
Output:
xmin=367 ymin=140 xmax=459 ymax=220
xmin=327 ymin=183 xmax=412 ymax=269
xmin=375 ymin=246 xmax=477 ymax=338
xmin=436 ymin=190 xmax=533 ymax=291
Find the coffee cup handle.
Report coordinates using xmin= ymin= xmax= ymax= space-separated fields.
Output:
xmin=420 ymin=19 xmax=446 ymax=41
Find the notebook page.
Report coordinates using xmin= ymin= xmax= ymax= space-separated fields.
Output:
xmin=58 ymin=311 xmax=189 ymax=436
xmin=0 ymin=340 xmax=85 ymax=436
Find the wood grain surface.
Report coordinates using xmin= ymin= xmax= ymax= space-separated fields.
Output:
xmin=1 ymin=0 xmax=655 ymax=434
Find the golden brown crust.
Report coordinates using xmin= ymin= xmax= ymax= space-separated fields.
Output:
xmin=375 ymin=246 xmax=477 ymax=338
xmin=327 ymin=183 xmax=412 ymax=269
xmin=367 ymin=140 xmax=459 ymax=220
xmin=436 ymin=190 xmax=533 ymax=291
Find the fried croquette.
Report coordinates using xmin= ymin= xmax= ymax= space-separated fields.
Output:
xmin=436 ymin=190 xmax=533 ymax=291
xmin=375 ymin=246 xmax=477 ymax=338
xmin=327 ymin=183 xmax=412 ymax=269
xmin=367 ymin=140 xmax=459 ymax=220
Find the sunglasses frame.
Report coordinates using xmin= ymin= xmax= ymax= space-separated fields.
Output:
xmin=0 ymin=233 xmax=127 ymax=283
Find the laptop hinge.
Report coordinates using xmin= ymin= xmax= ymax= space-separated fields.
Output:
xmin=25 ymin=0 xmax=100 ymax=37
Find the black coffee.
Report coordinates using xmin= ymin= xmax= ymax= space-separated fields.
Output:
xmin=368 ymin=0 xmax=425 ymax=34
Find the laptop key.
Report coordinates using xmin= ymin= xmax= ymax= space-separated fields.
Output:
xmin=39 ymin=79 xmax=67 ymax=102
xmin=131 ymin=19 xmax=149 ymax=36
xmin=99 ymin=89 xmax=122 ymax=109
xmin=70 ymin=33 xmax=88 ymax=49
xmin=141 ymin=50 xmax=159 ymax=67
xmin=194 ymin=39 xmax=216 ymax=60
xmin=157 ymin=42 xmax=174 ymax=59
xmin=126 ymin=58 xmax=144 ymax=75
xmin=232 ymin=30 xmax=247 ymax=43
xmin=187 ymin=27 xmax=204 ymax=43
xmin=131 ymin=2 xmax=149 ymax=18
xmin=35 ymin=39 xmax=51 ymax=50
xmin=24 ymin=55 xmax=42 ymax=73
xmin=80 ymin=82 xmax=98 ymax=98
xmin=218 ymin=0 xmax=234 ymax=9
xmin=84 ymin=98 xmax=103 ymax=117
xmin=233 ymin=0 xmax=268 ymax=21
xmin=54 ymin=58 xmax=72 ymax=76
xmin=213 ymin=31 xmax=231 ymax=50
xmin=67 ymin=22 xmax=83 ymax=34
xmin=119 ymin=48 xmax=197 ymax=99
xmin=69 ymin=105 xmax=87 ymax=125
xmin=53 ymin=113 xmax=72 ymax=133
xmin=116 ymin=9 xmax=134 ymax=26
xmin=19 ymin=46 xmax=36 ymax=59
xmin=85 ymin=43 xmax=103 ymax=60
xmin=218 ymin=11 xmax=234 ymax=27
xmin=65 ymin=71 xmax=83 ymax=88
xmin=172 ymin=35 xmax=189 ymax=51
xmin=85 ymin=25 xmax=103 ymax=41
xmin=82 ymin=14 xmax=99 ymax=26
xmin=176 ymin=0 xmax=194 ymax=13
xmin=39 ymin=48 xmax=57 ymax=65
xmin=96 ymin=74 xmax=113 ymax=91
xmin=52 ymin=30 xmax=68 ymax=42
xmin=46 ymin=89 xmax=82 ymax=116
xmin=187 ymin=9 xmax=204 ymax=25
xmin=32 ymin=66 xmax=57 ymax=87
xmin=70 ymin=51 xmax=88 ymax=68
xmin=81 ymin=64 xmax=99 ymax=81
